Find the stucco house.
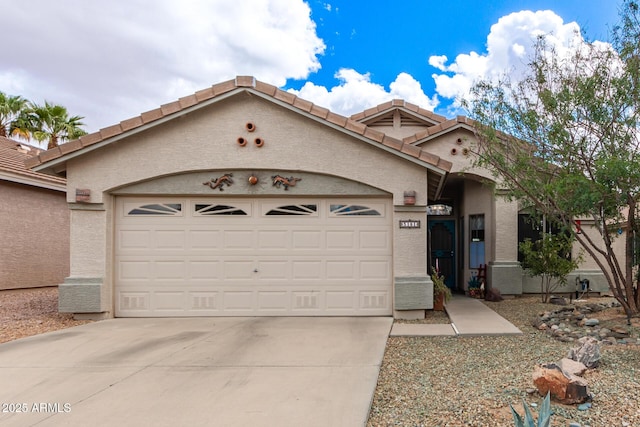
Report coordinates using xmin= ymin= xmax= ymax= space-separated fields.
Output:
xmin=26 ymin=76 xmax=611 ymax=319
xmin=0 ymin=136 xmax=70 ymax=290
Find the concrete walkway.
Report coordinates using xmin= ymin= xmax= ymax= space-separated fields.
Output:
xmin=390 ymin=296 xmax=522 ymax=337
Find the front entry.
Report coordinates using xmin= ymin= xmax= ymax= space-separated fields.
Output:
xmin=428 ymin=220 xmax=456 ymax=290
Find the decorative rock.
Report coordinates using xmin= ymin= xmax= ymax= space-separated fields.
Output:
xmin=558 ymin=358 xmax=587 ymax=376
xmin=584 ymin=318 xmax=600 ymax=326
xmin=602 ymin=337 xmax=617 ymax=345
xmin=484 ymin=287 xmax=504 ymax=302
xmin=569 ymin=423 xmax=581 ymax=427
xmin=550 ymin=296 xmax=568 ymax=305
xmin=578 ymin=402 xmax=592 ymax=411
xmin=567 ymin=337 xmax=601 ymax=369
xmin=533 ymin=364 xmax=590 ymax=404
xmin=609 ymin=327 xmax=630 ymax=338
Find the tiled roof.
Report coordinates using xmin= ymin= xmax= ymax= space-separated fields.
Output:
xmin=350 ymin=99 xmax=448 ymax=124
xmin=25 ymin=76 xmax=452 ymax=174
xmin=0 ymin=137 xmax=66 ymax=189
xmin=402 ymin=116 xmax=477 ymax=144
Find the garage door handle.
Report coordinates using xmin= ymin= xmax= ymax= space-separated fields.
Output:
xmin=254 ymin=269 xmax=258 ymax=273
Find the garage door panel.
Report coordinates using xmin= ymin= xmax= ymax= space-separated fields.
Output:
xmin=258 ymin=230 xmax=289 ymax=249
xmin=189 ymin=230 xmax=222 ymax=249
xmin=292 ymin=230 xmax=322 ymax=250
xmin=115 ymin=197 xmax=392 ymax=316
xmin=189 ymin=261 xmax=222 ymax=280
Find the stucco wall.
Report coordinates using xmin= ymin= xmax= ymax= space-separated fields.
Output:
xmin=0 ymin=181 xmax=69 ymax=290
xmin=61 ymin=94 xmax=434 ymax=316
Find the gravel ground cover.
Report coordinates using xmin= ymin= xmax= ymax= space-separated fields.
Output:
xmin=0 ymin=287 xmax=90 ymax=344
xmin=2 ymin=288 xmax=639 ymax=426
xmin=368 ymin=297 xmax=640 ymax=427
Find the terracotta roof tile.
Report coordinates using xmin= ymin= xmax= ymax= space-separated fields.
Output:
xmin=160 ymin=100 xmax=181 ymax=116
xmin=292 ymin=97 xmax=313 ymax=113
xmin=179 ymin=94 xmax=198 ymax=109
xmin=212 ymin=79 xmax=237 ymax=95
xmin=345 ymin=120 xmax=367 ymax=135
xmin=99 ymin=124 xmax=123 ymax=140
xmin=309 ymin=104 xmax=330 ymax=120
xmin=382 ymin=136 xmax=403 ymax=151
xmin=363 ymin=127 xmax=385 ymax=143
xmin=141 ymin=108 xmax=164 ymax=124
xmin=0 ymin=137 xmax=65 ymax=187
xmin=326 ymin=112 xmax=348 ymax=128
xmin=255 ymin=81 xmax=278 ymax=97
xmin=352 ymin=99 xmax=448 ymax=124
xmin=400 ymin=142 xmax=422 ymax=158
xmin=58 ymin=139 xmax=82 ymax=155
xmin=120 ymin=116 xmax=144 ymax=132
xmin=235 ymin=76 xmax=255 ymax=87
xmin=79 ymin=132 xmax=102 ymax=147
xmin=25 ymin=76 xmax=454 ymax=176
xmin=195 ymin=87 xmax=215 ymax=102
xmin=37 ymin=146 xmax=62 ymax=163
xmin=273 ymin=89 xmax=297 ymax=104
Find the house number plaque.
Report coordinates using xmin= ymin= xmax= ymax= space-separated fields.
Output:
xmin=399 ymin=220 xmax=421 ymax=229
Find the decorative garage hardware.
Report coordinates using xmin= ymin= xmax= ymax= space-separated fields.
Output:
xmin=237 ymin=137 xmax=247 ymax=146
xmin=399 ymin=219 xmax=421 ymax=229
xmin=271 ymin=175 xmax=301 ymax=190
xmin=75 ymin=188 xmax=91 ymax=203
xmin=246 ymin=122 xmax=256 ymax=132
xmin=248 ymin=174 xmax=259 ymax=185
xmin=203 ymin=173 xmax=234 ymax=191
xmin=403 ymin=190 xmax=416 ymax=205
xmin=254 ymin=137 xmax=264 ymax=147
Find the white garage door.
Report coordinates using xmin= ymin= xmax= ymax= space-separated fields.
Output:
xmin=115 ymin=197 xmax=392 ymax=316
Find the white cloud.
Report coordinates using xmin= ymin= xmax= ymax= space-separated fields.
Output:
xmin=428 ymin=10 xmax=595 ymax=107
xmin=290 ymin=69 xmax=438 ymax=116
xmin=0 ymin=0 xmax=325 ymax=132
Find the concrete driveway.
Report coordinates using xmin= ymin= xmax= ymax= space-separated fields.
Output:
xmin=0 ymin=317 xmax=392 ymax=427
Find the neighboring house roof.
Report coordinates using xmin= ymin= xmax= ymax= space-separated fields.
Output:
xmin=0 ymin=137 xmax=66 ymax=191
xmin=26 ymin=76 xmax=454 ymax=199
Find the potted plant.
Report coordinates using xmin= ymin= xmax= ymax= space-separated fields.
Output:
xmin=432 ymin=268 xmax=452 ymax=311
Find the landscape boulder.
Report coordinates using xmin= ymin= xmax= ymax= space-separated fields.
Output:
xmin=532 ymin=363 xmax=590 ymax=404
xmin=484 ymin=287 xmax=504 ymax=302
xmin=567 ymin=336 xmax=601 ymax=369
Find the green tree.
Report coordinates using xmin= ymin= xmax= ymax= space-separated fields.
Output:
xmin=0 ymin=92 xmax=29 ymax=138
xmin=466 ymin=0 xmax=640 ymax=316
xmin=520 ymin=231 xmax=582 ymax=303
xmin=23 ymin=101 xmax=87 ymax=149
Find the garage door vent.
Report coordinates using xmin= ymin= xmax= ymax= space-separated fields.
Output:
xmin=295 ymin=294 xmax=318 ymax=309
xmin=121 ymin=294 xmax=148 ymax=310
xmin=363 ymin=294 xmax=386 ymax=309
xmin=192 ymin=295 xmax=216 ymax=309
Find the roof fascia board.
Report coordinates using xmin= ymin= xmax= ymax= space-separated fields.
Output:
xmin=0 ymin=171 xmax=66 ymax=191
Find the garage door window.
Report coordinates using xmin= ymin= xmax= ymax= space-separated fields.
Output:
xmin=195 ymin=204 xmax=248 ymax=216
xmin=127 ymin=203 xmax=182 ymax=216
xmin=330 ymin=204 xmax=382 ymax=216
xmin=265 ymin=204 xmax=317 ymax=216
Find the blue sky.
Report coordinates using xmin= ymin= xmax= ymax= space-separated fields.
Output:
xmin=0 ymin=0 xmax=622 ymax=134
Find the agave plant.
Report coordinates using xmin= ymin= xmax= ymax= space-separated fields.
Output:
xmin=510 ymin=392 xmax=551 ymax=427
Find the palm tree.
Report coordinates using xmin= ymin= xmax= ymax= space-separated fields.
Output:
xmin=0 ymin=92 xmax=29 ymax=138
xmin=26 ymin=101 xmax=87 ymax=149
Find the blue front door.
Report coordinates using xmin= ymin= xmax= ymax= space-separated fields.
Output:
xmin=428 ymin=219 xmax=456 ymax=290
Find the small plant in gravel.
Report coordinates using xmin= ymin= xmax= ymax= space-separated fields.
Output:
xmin=510 ymin=392 xmax=552 ymax=427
